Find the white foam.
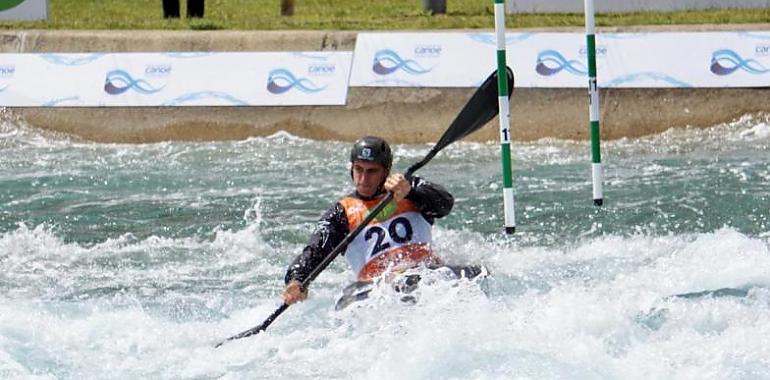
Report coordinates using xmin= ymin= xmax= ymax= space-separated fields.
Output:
xmin=1 ymin=227 xmax=769 ymax=378
xmin=738 ymin=121 xmax=770 ymax=141
xmin=264 ymin=130 xmax=305 ymax=141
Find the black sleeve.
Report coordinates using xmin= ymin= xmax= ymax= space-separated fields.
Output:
xmin=284 ymin=202 xmax=349 ymax=285
xmin=405 ymin=176 xmax=454 ymax=223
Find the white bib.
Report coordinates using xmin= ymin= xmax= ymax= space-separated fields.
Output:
xmin=344 ymin=210 xmax=433 ymax=277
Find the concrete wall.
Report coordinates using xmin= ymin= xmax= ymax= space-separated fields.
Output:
xmin=505 ymin=0 xmax=770 ymax=13
xmin=2 ymin=26 xmax=770 ymax=143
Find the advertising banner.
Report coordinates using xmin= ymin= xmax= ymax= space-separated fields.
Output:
xmin=0 ymin=0 xmax=47 ymax=21
xmin=505 ymin=0 xmax=770 ymax=13
xmin=350 ymin=32 xmax=770 ymax=88
xmin=0 ymin=51 xmax=353 ymax=107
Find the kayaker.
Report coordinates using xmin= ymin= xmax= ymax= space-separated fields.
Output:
xmin=283 ymin=136 xmax=481 ymax=306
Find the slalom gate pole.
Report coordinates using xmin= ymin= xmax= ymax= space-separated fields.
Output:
xmin=494 ymin=0 xmax=516 ymax=234
xmin=585 ymin=0 xmax=604 ymax=206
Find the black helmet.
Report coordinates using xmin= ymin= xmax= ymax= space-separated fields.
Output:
xmin=350 ymin=136 xmax=392 ymax=169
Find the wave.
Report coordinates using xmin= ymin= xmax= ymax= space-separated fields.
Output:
xmin=1 ymin=223 xmax=769 ymax=379
xmin=0 ymin=197 xmax=285 ymax=302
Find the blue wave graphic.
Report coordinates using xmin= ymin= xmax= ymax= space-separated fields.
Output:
xmin=738 ymin=32 xmax=770 ymax=40
xmin=292 ymin=52 xmax=331 ymax=61
xmin=465 ymin=33 xmax=533 ymax=46
xmin=362 ymin=78 xmax=426 ymax=87
xmin=42 ymin=96 xmax=82 ymax=107
xmin=372 ymin=50 xmax=432 ymax=76
xmin=40 ymin=54 xmax=105 ymax=66
xmin=163 ymin=91 xmax=249 ymax=106
xmin=104 ymin=70 xmax=165 ymax=95
xmin=162 ymin=52 xmax=214 ymax=58
xmin=710 ymin=49 xmax=770 ymax=76
xmin=267 ymin=69 xmax=326 ymax=94
xmin=536 ymin=50 xmax=586 ymax=76
xmin=602 ymin=72 xmax=692 ymax=88
xmin=601 ymin=33 xmax=649 ymax=40
xmin=0 ymin=85 xmax=7 ymax=92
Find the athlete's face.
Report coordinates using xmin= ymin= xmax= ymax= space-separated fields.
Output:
xmin=352 ymin=160 xmax=388 ymax=198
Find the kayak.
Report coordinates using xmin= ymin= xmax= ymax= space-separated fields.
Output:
xmin=334 ymin=264 xmax=488 ymax=311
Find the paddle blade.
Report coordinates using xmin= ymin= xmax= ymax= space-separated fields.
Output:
xmin=214 ymin=303 xmax=290 ymax=348
xmin=434 ymin=67 xmax=514 ymax=153
xmin=406 ymin=67 xmax=514 ymax=177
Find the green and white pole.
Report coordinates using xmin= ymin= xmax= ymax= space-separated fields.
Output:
xmin=494 ymin=0 xmax=515 ymax=233
xmin=585 ymin=0 xmax=604 ymax=206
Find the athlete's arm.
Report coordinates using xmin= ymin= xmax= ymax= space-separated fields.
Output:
xmin=283 ymin=202 xmax=349 ymax=303
xmin=405 ymin=176 xmax=454 ymax=220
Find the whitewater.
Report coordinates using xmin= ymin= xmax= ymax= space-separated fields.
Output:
xmin=1 ymin=113 xmax=769 ymax=379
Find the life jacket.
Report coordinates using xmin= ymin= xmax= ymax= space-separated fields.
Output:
xmin=339 ymin=194 xmax=440 ymax=281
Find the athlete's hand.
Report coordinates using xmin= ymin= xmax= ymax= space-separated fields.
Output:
xmin=384 ymin=173 xmax=411 ymax=202
xmin=283 ymin=280 xmax=308 ymax=305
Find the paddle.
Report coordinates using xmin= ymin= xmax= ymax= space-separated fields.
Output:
xmin=214 ymin=67 xmax=514 ymax=348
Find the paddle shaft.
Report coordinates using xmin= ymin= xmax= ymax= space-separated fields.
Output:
xmin=215 ymin=170 xmax=416 ymax=346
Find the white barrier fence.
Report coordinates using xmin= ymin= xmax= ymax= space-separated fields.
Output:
xmin=505 ymin=0 xmax=770 ymax=13
xmin=350 ymin=32 xmax=770 ymax=88
xmin=1 ymin=32 xmax=769 ymax=107
xmin=0 ymin=52 xmax=352 ymax=107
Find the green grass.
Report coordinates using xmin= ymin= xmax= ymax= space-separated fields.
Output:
xmin=1 ymin=0 xmax=768 ymax=30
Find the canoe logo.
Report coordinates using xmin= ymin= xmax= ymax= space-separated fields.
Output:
xmin=0 ymin=65 xmax=15 ymax=78
xmin=536 ymin=50 xmax=587 ymax=76
xmin=0 ymin=65 xmax=12 ymax=92
xmin=372 ymin=49 xmax=433 ymax=76
xmin=579 ymin=46 xmax=608 ymax=57
xmin=267 ymin=68 xmax=326 ymax=94
xmin=710 ymin=49 xmax=770 ymax=76
xmin=144 ymin=64 xmax=172 ymax=77
xmin=0 ymin=0 xmax=25 ymax=11
xmin=308 ymin=63 xmax=336 ymax=76
xmin=104 ymin=69 xmax=165 ymax=95
xmin=414 ymin=44 xmax=442 ymax=58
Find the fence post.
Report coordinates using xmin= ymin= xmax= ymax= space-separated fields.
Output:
xmin=423 ymin=0 xmax=446 ymax=15
xmin=281 ymin=0 xmax=294 ymax=16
